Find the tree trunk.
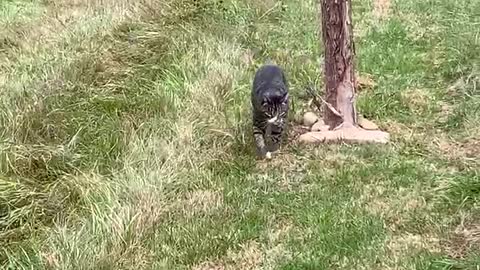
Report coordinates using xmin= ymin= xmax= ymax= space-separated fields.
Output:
xmin=297 ymin=0 xmax=390 ymax=144
xmin=321 ymin=0 xmax=357 ymax=129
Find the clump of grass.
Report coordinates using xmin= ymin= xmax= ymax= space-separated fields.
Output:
xmin=1 ymin=0 xmax=252 ymax=267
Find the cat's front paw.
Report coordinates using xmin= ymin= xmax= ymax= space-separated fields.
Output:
xmin=266 ymin=143 xmax=280 ymax=153
xmin=256 ymin=147 xmax=267 ymax=159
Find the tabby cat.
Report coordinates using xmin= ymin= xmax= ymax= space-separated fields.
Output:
xmin=251 ymin=64 xmax=289 ymax=159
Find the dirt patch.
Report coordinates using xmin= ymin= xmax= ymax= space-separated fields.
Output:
xmin=444 ymin=218 xmax=480 ymax=259
xmin=431 ymin=135 xmax=480 ymax=164
xmin=373 ymin=0 xmax=391 ymax=19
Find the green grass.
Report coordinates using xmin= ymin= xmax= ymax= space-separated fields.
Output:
xmin=1 ymin=0 xmax=479 ymax=269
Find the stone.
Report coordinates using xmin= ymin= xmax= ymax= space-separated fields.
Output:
xmin=298 ymin=127 xmax=390 ymax=144
xmin=358 ymin=116 xmax=379 ymax=130
xmin=293 ymin=111 xmax=304 ymax=124
xmin=303 ymin=112 xmax=319 ymax=126
xmin=311 ymin=121 xmax=330 ymax=132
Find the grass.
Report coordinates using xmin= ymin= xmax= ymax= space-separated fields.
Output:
xmin=1 ymin=0 xmax=479 ymax=269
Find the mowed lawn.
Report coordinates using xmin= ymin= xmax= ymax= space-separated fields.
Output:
xmin=0 ymin=0 xmax=479 ymax=269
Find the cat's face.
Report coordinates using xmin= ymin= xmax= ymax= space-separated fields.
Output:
xmin=261 ymin=92 xmax=288 ymax=125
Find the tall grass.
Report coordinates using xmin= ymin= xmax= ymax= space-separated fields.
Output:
xmin=0 ymin=0 xmax=259 ymax=268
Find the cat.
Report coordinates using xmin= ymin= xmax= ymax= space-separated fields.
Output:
xmin=251 ymin=63 xmax=289 ymax=159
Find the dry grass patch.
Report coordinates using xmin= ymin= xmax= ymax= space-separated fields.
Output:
xmin=192 ymin=241 xmax=263 ymax=270
xmin=400 ymin=88 xmax=432 ymax=114
xmin=361 ymin=183 xmax=389 ymax=216
xmin=356 ymin=72 xmax=377 ymax=92
xmin=361 ymin=184 xmax=432 ymax=233
xmin=192 ymin=239 xmax=292 ymax=270
xmin=239 ymin=48 xmax=255 ymax=67
xmin=380 ymin=120 xmax=414 ymax=138
xmin=253 ymin=152 xmax=318 ymax=192
xmin=0 ymin=0 xmax=140 ymax=61
xmin=395 ymin=11 xmax=444 ymax=43
xmin=255 ymin=152 xmax=300 ymax=169
xmin=192 ymin=221 xmax=293 ymax=270
xmin=42 ymin=186 xmax=167 ymax=268
xmin=266 ymin=219 xmax=294 ymax=244
xmin=263 ymin=220 xmax=293 ymax=269
xmin=444 ymin=217 xmax=480 ymax=259
xmin=430 ymin=135 xmax=480 ymax=165
xmin=436 ymin=101 xmax=455 ymax=124
xmin=447 ymin=72 xmax=480 ymax=97
xmin=246 ymin=0 xmax=277 ymax=12
xmin=130 ymin=190 xmax=169 ymax=232
xmin=373 ymin=0 xmax=391 ymax=19
xmin=181 ymin=190 xmax=224 ymax=217
xmin=386 ymin=233 xmax=441 ymax=262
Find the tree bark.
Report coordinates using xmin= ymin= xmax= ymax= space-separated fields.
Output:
xmin=297 ymin=0 xmax=390 ymax=145
xmin=321 ymin=0 xmax=357 ymax=128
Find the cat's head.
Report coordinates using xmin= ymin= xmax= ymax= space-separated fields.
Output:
xmin=260 ymin=90 xmax=288 ymax=124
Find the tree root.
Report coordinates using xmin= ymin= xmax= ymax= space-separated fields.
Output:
xmin=298 ymin=123 xmax=390 ymax=144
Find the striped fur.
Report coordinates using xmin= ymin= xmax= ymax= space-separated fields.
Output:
xmin=251 ymin=64 xmax=289 ymax=158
